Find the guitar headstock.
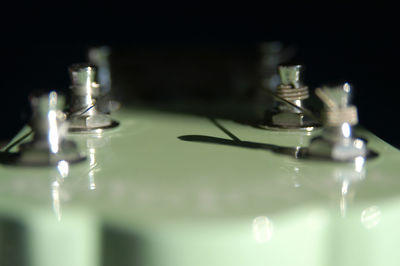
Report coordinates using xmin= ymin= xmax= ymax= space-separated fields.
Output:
xmin=0 ymin=47 xmax=398 ymax=266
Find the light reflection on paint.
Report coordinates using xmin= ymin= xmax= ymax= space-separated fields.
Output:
xmin=57 ymin=160 xmax=69 ymax=178
xmin=361 ymin=206 xmax=381 ymax=229
xmin=85 ymin=132 xmax=111 ymax=192
xmin=354 ymin=156 xmax=365 ymax=173
xmin=341 ymin=179 xmax=349 ymax=195
xmin=340 ymin=179 xmax=349 ymax=217
xmin=293 ymin=166 xmax=301 ymax=188
xmin=334 ymin=155 xmax=367 ymax=217
xmin=51 ymin=180 xmax=62 ymax=221
xmin=253 ymin=216 xmax=273 ymax=243
xmin=88 ymin=147 xmax=97 ymax=190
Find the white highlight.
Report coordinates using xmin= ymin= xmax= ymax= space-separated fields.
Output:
xmin=353 ymin=139 xmax=364 ymax=149
xmin=253 ymin=216 xmax=274 ymax=243
xmin=343 ymin=83 xmax=351 ymax=93
xmin=354 ymin=156 xmax=366 ymax=173
xmin=361 ymin=206 xmax=381 ymax=229
xmin=341 ymin=122 xmax=351 ymax=138
xmin=51 ymin=180 xmax=62 ymax=221
xmin=47 ymin=91 xmax=60 ymax=154
xmin=89 ymin=148 xmax=97 ymax=190
xmin=57 ymin=160 xmax=69 ymax=178
xmin=48 ymin=110 xmax=59 ymax=153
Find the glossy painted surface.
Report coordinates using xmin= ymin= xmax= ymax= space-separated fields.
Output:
xmin=1 ymin=107 xmax=400 ymax=266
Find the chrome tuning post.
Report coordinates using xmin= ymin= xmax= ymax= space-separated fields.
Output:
xmin=260 ymin=64 xmax=320 ymax=131
xmin=88 ymin=47 xmax=121 ymax=114
xmin=67 ymin=63 xmax=119 ymax=132
xmin=15 ymin=91 xmax=85 ymax=166
xmin=307 ymin=83 xmax=367 ymax=161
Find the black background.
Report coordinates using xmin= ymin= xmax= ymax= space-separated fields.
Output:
xmin=1 ymin=2 xmax=399 ymax=148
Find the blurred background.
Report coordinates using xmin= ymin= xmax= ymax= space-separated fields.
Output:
xmin=1 ymin=2 xmax=399 ymax=148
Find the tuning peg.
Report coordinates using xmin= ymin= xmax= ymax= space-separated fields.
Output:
xmin=16 ymin=90 xmax=85 ymax=165
xmin=308 ymin=83 xmax=367 ymax=161
xmin=88 ymin=47 xmax=121 ymax=114
xmin=260 ymin=64 xmax=320 ymax=131
xmin=278 ymin=64 xmax=303 ymax=88
xmin=67 ymin=63 xmax=118 ymax=132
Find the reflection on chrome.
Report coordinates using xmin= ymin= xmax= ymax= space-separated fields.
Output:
xmin=48 ymin=91 xmax=59 ymax=154
xmin=343 ymin=82 xmax=351 ymax=93
xmin=47 ymin=91 xmax=68 ymax=154
xmin=48 ymin=110 xmax=59 ymax=153
xmin=51 ymin=180 xmax=62 ymax=221
xmin=361 ymin=206 xmax=381 ymax=229
xmin=341 ymin=122 xmax=351 ymax=138
xmin=253 ymin=216 xmax=274 ymax=243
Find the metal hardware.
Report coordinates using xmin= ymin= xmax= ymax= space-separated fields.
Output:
xmin=88 ymin=46 xmax=112 ymax=96
xmin=260 ymin=64 xmax=320 ymax=131
xmin=67 ymin=63 xmax=119 ymax=132
xmin=88 ymin=46 xmax=121 ymax=114
xmin=307 ymin=83 xmax=367 ymax=161
xmin=15 ymin=91 xmax=85 ymax=165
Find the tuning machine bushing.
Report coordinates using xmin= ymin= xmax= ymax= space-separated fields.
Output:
xmin=307 ymin=83 xmax=368 ymax=161
xmin=260 ymin=64 xmax=320 ymax=131
xmin=67 ymin=63 xmax=119 ymax=132
xmin=11 ymin=91 xmax=85 ymax=166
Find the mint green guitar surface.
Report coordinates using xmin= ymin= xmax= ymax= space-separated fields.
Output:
xmin=1 ymin=107 xmax=399 ymax=266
